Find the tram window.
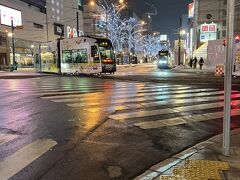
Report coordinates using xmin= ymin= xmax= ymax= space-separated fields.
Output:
xmin=62 ymin=50 xmax=72 ymax=63
xmin=72 ymin=50 xmax=80 ymax=63
xmin=72 ymin=49 xmax=88 ymax=63
xmin=99 ymin=46 xmax=115 ymax=61
xmin=79 ymin=49 xmax=88 ymax=63
xmin=91 ymin=46 xmax=100 ymax=63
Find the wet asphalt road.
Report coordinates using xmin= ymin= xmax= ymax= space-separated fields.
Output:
xmin=0 ymin=69 xmax=240 ymax=180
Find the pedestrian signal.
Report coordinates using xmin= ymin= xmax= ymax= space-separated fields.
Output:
xmin=235 ymin=36 xmax=240 ymax=43
xmin=223 ymin=39 xmax=227 ymax=46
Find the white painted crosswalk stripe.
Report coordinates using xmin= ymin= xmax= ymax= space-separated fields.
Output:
xmin=0 ymin=139 xmax=57 ymax=180
xmin=0 ymin=133 xmax=19 ymax=145
xmin=39 ymin=86 xmax=194 ymax=99
xmin=11 ymin=80 xmax=238 ymax=131
xmin=108 ymin=101 xmax=231 ymax=120
xmin=41 ymin=88 xmax=217 ymax=101
xmin=134 ymin=109 xmax=240 ymax=129
xmin=67 ymin=91 xmax=224 ymax=107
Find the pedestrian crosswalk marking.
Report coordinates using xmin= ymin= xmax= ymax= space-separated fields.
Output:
xmin=41 ymin=88 xmax=217 ymax=101
xmin=4 ymin=78 xmax=239 ymax=132
xmin=0 ymin=133 xmax=19 ymax=145
xmin=67 ymin=91 xmax=225 ymax=107
xmin=39 ymin=86 xmax=194 ymax=98
xmin=0 ymin=139 xmax=57 ymax=180
xmin=109 ymin=100 xmax=240 ymax=120
xmin=134 ymin=109 xmax=240 ymax=129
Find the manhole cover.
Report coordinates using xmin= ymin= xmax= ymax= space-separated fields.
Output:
xmin=107 ymin=166 xmax=122 ymax=178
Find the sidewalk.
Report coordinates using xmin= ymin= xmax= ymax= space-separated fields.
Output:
xmin=0 ymin=71 xmax=54 ymax=79
xmin=135 ymin=128 xmax=240 ymax=180
xmin=117 ymin=63 xmax=155 ymax=68
xmin=173 ymin=65 xmax=215 ymax=73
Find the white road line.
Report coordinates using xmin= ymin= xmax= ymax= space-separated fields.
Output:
xmin=0 ymin=139 xmax=57 ymax=180
xmin=40 ymin=86 xmax=193 ymax=99
xmin=0 ymin=133 xmax=19 ymax=145
xmin=41 ymin=88 xmax=217 ymax=101
xmin=134 ymin=109 xmax=240 ymax=129
xmin=109 ymin=108 xmax=180 ymax=120
xmin=109 ymin=100 xmax=240 ymax=120
xmin=67 ymin=91 xmax=225 ymax=107
xmin=51 ymin=89 xmax=221 ymax=103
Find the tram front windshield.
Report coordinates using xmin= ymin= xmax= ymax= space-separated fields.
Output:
xmin=98 ymin=41 xmax=115 ymax=62
xmin=159 ymin=51 xmax=169 ymax=63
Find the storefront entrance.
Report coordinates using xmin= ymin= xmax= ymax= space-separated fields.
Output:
xmin=9 ymin=39 xmax=40 ymax=71
xmin=0 ymin=53 xmax=7 ymax=70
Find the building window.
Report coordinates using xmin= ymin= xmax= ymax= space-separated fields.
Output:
xmin=33 ymin=23 xmax=44 ymax=29
xmin=223 ymin=10 xmax=227 ymax=16
xmin=222 ymin=20 xmax=226 ymax=26
xmin=78 ymin=0 xmax=83 ymax=10
xmin=222 ymin=30 xmax=226 ymax=37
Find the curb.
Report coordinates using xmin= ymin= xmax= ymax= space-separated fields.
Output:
xmin=134 ymin=128 xmax=240 ymax=180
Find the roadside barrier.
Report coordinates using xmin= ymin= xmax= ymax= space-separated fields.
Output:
xmin=215 ymin=64 xmax=224 ymax=76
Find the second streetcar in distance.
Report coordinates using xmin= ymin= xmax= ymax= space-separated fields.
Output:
xmin=157 ymin=50 xmax=173 ymax=69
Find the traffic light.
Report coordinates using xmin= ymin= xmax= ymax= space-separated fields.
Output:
xmin=223 ymin=39 xmax=227 ymax=46
xmin=235 ymin=35 xmax=240 ymax=43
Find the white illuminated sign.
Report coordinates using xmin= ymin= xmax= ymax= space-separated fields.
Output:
xmin=160 ymin=35 xmax=167 ymax=41
xmin=200 ymin=23 xmax=217 ymax=43
xmin=0 ymin=5 xmax=22 ymax=27
xmin=66 ymin=26 xmax=84 ymax=38
xmin=188 ymin=2 xmax=194 ymax=18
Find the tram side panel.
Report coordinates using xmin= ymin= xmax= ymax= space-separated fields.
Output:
xmin=60 ymin=38 xmax=102 ymax=74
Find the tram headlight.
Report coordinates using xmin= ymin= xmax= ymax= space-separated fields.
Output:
xmin=159 ymin=60 xmax=167 ymax=64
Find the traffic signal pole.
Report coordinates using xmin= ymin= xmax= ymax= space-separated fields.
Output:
xmin=223 ymin=0 xmax=235 ymax=156
xmin=11 ymin=20 xmax=16 ymax=71
xmin=178 ymin=18 xmax=182 ymax=66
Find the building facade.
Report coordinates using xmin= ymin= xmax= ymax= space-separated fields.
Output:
xmin=82 ymin=4 xmax=106 ymax=36
xmin=0 ymin=0 xmax=84 ymax=70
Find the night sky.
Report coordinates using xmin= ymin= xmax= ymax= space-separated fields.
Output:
xmin=83 ymin=0 xmax=192 ymax=42
xmin=131 ymin=0 xmax=192 ymax=42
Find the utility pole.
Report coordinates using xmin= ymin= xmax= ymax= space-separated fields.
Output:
xmin=178 ymin=17 xmax=182 ymax=66
xmin=45 ymin=6 xmax=49 ymax=42
xmin=93 ymin=17 xmax=96 ymax=36
xmin=223 ymin=0 xmax=235 ymax=156
xmin=76 ymin=12 xmax=79 ymax=37
xmin=11 ymin=20 xmax=16 ymax=71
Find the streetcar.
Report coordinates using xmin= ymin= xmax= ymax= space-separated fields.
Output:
xmin=40 ymin=36 xmax=116 ymax=75
xmin=157 ymin=50 xmax=173 ymax=69
xmin=95 ymin=37 xmax=116 ymax=74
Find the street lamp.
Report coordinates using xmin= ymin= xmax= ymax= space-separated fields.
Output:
xmin=10 ymin=20 xmax=16 ymax=71
xmin=178 ymin=18 xmax=186 ymax=66
xmin=7 ymin=33 xmax=13 ymax=37
xmin=90 ymin=0 xmax=95 ymax=6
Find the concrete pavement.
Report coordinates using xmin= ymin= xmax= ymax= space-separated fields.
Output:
xmin=0 ymin=71 xmax=54 ymax=79
xmin=135 ymin=128 xmax=240 ymax=180
xmin=1 ymin=67 xmax=240 ymax=179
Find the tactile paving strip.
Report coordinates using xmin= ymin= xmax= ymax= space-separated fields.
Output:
xmin=159 ymin=160 xmax=229 ymax=180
